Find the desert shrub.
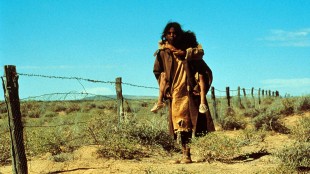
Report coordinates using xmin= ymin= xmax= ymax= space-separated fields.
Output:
xmin=280 ymin=98 xmax=295 ymax=115
xmin=97 ymin=104 xmax=106 ymax=109
xmin=238 ymin=129 xmax=267 ymax=146
xmin=264 ymin=98 xmax=294 ymax=116
xmin=52 ymin=103 xmax=67 ymax=112
xmin=0 ymin=104 xmax=7 ymax=114
xmin=25 ymin=125 xmax=84 ymax=156
xmin=80 ymin=102 xmax=96 ymax=112
xmin=43 ymin=111 xmax=57 ymax=118
xmin=243 ymin=108 xmax=260 ymax=118
xmin=26 ymin=109 xmax=41 ymax=118
xmin=97 ymin=135 xmax=147 ymax=159
xmin=20 ymin=101 xmax=43 ymax=118
xmin=0 ymin=134 xmax=11 ymax=165
xmin=66 ymin=103 xmax=81 ymax=113
xmin=253 ymin=110 xmax=290 ymax=134
xmin=294 ymin=96 xmax=310 ymax=112
xmin=275 ymin=142 xmax=310 ymax=170
xmin=93 ymin=110 xmax=175 ymax=159
xmin=218 ymin=108 xmax=246 ymax=130
xmin=126 ymin=121 xmax=177 ymax=152
xmin=291 ymin=117 xmax=310 ymax=142
xmin=88 ymin=113 xmax=147 ymax=159
xmin=191 ymin=132 xmax=241 ymax=162
xmin=261 ymin=97 xmax=275 ymax=106
xmin=49 ymin=152 xmax=73 ymax=162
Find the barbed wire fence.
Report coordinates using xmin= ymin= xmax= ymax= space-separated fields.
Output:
xmin=0 ymin=65 xmax=280 ymax=172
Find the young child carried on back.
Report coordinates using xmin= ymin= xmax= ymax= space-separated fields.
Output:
xmin=151 ymin=31 xmax=212 ymax=114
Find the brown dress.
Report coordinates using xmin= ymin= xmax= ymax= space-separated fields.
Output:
xmin=171 ymin=55 xmax=192 ymax=132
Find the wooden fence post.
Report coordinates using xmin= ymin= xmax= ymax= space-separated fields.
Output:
xmin=237 ymin=86 xmax=241 ymax=107
xmin=226 ymin=87 xmax=231 ymax=107
xmin=242 ymin=88 xmax=246 ymax=97
xmin=3 ymin=65 xmax=28 ymax=174
xmin=211 ymin=86 xmax=218 ymax=119
xmin=251 ymin=87 xmax=255 ymax=106
xmin=262 ymin=89 xmax=264 ymax=97
xmin=258 ymin=88 xmax=261 ymax=104
xmin=115 ymin=77 xmax=124 ymax=126
xmin=276 ymin=91 xmax=279 ymax=97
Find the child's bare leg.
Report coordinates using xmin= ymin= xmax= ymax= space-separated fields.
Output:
xmin=151 ymin=72 xmax=166 ymax=112
xmin=198 ymin=74 xmax=206 ymax=105
xmin=158 ymin=72 xmax=166 ymax=104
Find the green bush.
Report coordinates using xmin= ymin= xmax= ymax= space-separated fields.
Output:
xmin=191 ymin=132 xmax=241 ymax=162
xmin=218 ymin=108 xmax=246 ymax=130
xmin=52 ymin=103 xmax=67 ymax=112
xmin=66 ymin=103 xmax=81 ymax=113
xmin=43 ymin=111 xmax=57 ymax=118
xmin=0 ymin=104 xmax=7 ymax=114
xmin=275 ymin=142 xmax=310 ymax=170
xmin=0 ymin=134 xmax=11 ymax=165
xmin=97 ymin=135 xmax=147 ymax=159
xmin=243 ymin=108 xmax=260 ymax=118
xmin=25 ymin=125 xmax=84 ymax=156
xmin=291 ymin=117 xmax=310 ymax=142
xmin=280 ymin=98 xmax=295 ymax=115
xmin=238 ymin=129 xmax=267 ymax=146
xmin=253 ymin=110 xmax=290 ymax=134
xmin=127 ymin=121 xmax=177 ymax=152
xmin=294 ymin=96 xmax=310 ymax=112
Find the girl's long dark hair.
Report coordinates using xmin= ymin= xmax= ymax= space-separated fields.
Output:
xmin=161 ymin=22 xmax=183 ymax=43
xmin=161 ymin=22 xmax=198 ymax=50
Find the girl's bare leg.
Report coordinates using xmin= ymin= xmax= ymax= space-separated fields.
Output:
xmin=158 ymin=72 xmax=166 ymax=104
xmin=151 ymin=72 xmax=166 ymax=112
xmin=198 ymin=74 xmax=206 ymax=105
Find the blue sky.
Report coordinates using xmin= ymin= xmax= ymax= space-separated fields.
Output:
xmin=1 ymin=0 xmax=309 ymax=99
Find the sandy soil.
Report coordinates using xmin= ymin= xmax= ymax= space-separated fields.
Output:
xmin=1 ymin=112 xmax=309 ymax=174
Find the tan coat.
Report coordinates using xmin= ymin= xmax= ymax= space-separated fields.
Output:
xmin=153 ymin=46 xmax=215 ymax=137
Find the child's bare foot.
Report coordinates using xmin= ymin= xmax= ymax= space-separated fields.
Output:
xmin=199 ymin=104 xmax=208 ymax=113
xmin=151 ymin=102 xmax=165 ymax=113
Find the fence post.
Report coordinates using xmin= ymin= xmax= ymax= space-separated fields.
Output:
xmin=115 ymin=77 xmax=124 ymax=126
xmin=226 ymin=86 xmax=230 ymax=107
xmin=262 ymin=89 xmax=264 ymax=97
xmin=211 ymin=86 xmax=218 ymax=119
xmin=258 ymin=88 xmax=261 ymax=104
xmin=2 ymin=65 xmax=28 ymax=174
xmin=276 ymin=90 xmax=279 ymax=97
xmin=237 ymin=86 xmax=241 ymax=107
xmin=242 ymin=88 xmax=246 ymax=97
xmin=251 ymin=87 xmax=255 ymax=107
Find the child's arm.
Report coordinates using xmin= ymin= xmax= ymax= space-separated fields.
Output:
xmin=185 ymin=44 xmax=204 ymax=60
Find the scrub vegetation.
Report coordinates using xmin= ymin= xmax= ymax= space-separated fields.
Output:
xmin=0 ymin=95 xmax=309 ymax=173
